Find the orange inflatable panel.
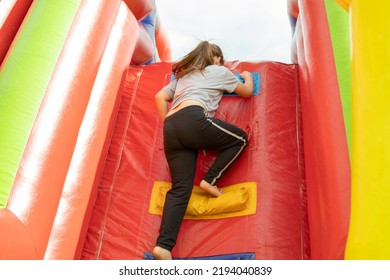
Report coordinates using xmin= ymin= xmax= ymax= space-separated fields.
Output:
xmin=44 ymin=2 xmax=139 ymax=260
xmin=293 ymin=0 xmax=350 ymax=259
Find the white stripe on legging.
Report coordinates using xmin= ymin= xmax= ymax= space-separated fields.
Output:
xmin=207 ymin=119 xmax=247 ymax=186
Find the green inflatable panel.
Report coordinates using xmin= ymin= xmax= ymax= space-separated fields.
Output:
xmin=324 ymin=0 xmax=352 ymax=157
xmin=0 ymin=0 xmax=81 ymax=207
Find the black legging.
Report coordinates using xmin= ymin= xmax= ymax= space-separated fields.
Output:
xmin=156 ymin=105 xmax=248 ymax=251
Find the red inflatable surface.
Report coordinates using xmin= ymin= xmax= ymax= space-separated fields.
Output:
xmin=81 ymin=61 xmax=308 ymax=260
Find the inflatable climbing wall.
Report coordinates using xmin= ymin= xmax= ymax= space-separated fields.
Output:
xmin=81 ymin=61 xmax=308 ymax=260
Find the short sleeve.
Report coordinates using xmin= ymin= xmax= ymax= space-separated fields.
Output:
xmin=162 ymin=78 xmax=177 ymax=98
xmin=223 ymin=69 xmax=240 ymax=93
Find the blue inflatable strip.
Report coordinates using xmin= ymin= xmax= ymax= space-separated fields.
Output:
xmin=140 ymin=11 xmax=156 ymax=65
xmin=288 ymin=15 xmax=298 ymax=34
xmin=169 ymin=72 xmax=260 ymax=96
xmin=143 ymin=252 xmax=255 ymax=260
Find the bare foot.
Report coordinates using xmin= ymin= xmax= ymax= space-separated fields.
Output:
xmin=152 ymin=246 xmax=172 ymax=260
xmin=199 ymin=180 xmax=223 ymax=197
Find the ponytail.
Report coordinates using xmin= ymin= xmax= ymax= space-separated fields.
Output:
xmin=172 ymin=41 xmax=224 ymax=78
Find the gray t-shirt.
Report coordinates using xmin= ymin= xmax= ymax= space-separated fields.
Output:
xmin=163 ymin=65 xmax=240 ymax=117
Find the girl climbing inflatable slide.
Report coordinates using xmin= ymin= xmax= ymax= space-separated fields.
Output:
xmin=0 ymin=0 xmax=389 ymax=260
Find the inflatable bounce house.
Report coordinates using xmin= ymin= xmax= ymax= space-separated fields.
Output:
xmin=0 ymin=0 xmax=389 ymax=260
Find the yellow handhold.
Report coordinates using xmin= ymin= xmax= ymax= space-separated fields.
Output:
xmin=149 ymin=181 xmax=257 ymax=220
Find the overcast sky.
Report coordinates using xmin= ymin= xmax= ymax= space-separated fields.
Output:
xmin=155 ymin=0 xmax=293 ymax=63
